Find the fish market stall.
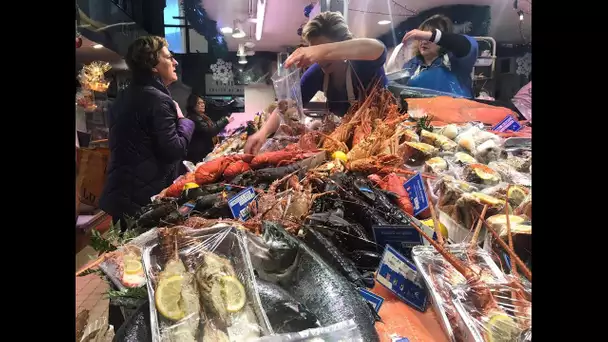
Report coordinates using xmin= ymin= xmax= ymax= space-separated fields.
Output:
xmin=80 ymin=80 xmax=531 ymax=342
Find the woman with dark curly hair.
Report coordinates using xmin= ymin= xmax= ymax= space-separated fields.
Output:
xmin=100 ymin=36 xmax=195 ymax=230
xmin=183 ymin=93 xmax=233 ymax=166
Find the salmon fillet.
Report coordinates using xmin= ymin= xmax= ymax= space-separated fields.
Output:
xmin=407 ymin=97 xmax=518 ymax=126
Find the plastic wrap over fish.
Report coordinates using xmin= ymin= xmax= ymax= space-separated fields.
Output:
xmin=253 ymin=319 xmax=363 ymax=342
xmin=412 ymin=244 xmax=508 ymax=342
xmin=98 ymin=229 xmax=159 ymax=291
xmin=451 ymin=280 xmax=531 ymax=342
xmin=142 ymin=224 xmax=273 ymax=342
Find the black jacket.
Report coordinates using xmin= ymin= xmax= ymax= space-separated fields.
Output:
xmin=100 ymin=75 xmax=195 ymax=219
xmin=185 ymin=113 xmax=229 ymax=164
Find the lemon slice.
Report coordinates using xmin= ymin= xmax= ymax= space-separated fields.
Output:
xmin=155 ymin=275 xmax=185 ymax=321
xmin=485 ymin=311 xmax=519 ymax=342
xmin=332 ymin=151 xmax=348 ymax=163
xmin=221 ymin=275 xmax=246 ymax=313
xmin=124 ymin=259 xmax=142 ymax=275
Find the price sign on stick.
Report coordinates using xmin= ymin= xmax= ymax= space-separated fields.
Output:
xmin=403 ymin=172 xmax=429 ymax=216
xmin=228 ymin=186 xmax=257 ymax=221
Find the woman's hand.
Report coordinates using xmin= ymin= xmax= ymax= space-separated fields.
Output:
xmin=284 ymin=46 xmax=326 ymax=69
xmin=244 ymin=130 xmax=265 ymax=155
xmin=173 ymin=100 xmax=185 ymax=119
xmin=402 ymin=29 xmax=433 ymax=43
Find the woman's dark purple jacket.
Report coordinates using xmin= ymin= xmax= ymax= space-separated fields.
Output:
xmin=99 ymin=75 xmax=195 ymax=219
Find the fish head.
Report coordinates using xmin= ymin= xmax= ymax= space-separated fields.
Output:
xmin=247 ymin=222 xmax=300 ymax=284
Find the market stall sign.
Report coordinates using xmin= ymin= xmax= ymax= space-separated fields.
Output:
xmin=376 ymin=244 xmax=428 ymax=312
xmin=492 ymin=115 xmax=522 ymax=132
xmin=205 ymin=74 xmax=244 ymax=96
xmin=228 ymin=186 xmax=257 ymax=221
xmin=358 ymin=288 xmax=384 ymax=313
xmin=372 ymin=225 xmax=424 ymax=259
xmin=403 ymin=172 xmax=429 ymax=216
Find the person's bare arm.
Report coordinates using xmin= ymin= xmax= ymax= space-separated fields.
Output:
xmin=320 ymin=38 xmax=385 ymax=61
xmin=259 ymin=109 xmax=281 ymax=137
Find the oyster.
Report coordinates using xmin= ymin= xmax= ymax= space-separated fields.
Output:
xmin=488 ymin=161 xmax=531 ymax=187
xmin=453 ymin=192 xmax=506 ymax=229
xmin=403 ymin=141 xmax=439 ymax=166
xmin=463 ymin=163 xmax=502 ymax=185
xmin=420 ymin=130 xmax=459 ymax=152
xmin=474 ymin=139 xmax=502 ymax=164
xmin=454 ymin=152 xmax=477 ymax=166
xmin=434 ymin=176 xmax=478 ymax=212
xmin=424 ymin=157 xmax=448 ymax=174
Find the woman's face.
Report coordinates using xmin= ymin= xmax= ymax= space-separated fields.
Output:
xmin=417 ymin=28 xmax=440 ymax=59
xmin=153 ymin=46 xmax=178 ymax=86
xmin=308 ymin=36 xmax=342 ymax=74
xmin=196 ymin=98 xmax=205 ymax=115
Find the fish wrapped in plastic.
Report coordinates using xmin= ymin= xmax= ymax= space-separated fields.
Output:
xmin=248 ymin=222 xmax=379 ymax=342
xmin=142 ymin=225 xmax=273 ymax=342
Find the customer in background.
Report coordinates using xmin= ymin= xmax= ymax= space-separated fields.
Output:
xmin=100 ymin=36 xmax=194 ymax=231
xmin=402 ymin=15 xmax=478 ymax=98
xmin=245 ymin=11 xmax=387 ymax=154
xmin=182 ymin=93 xmax=233 ymax=170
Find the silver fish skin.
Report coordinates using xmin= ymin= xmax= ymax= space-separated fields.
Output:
xmin=249 ymin=222 xmax=380 ymax=342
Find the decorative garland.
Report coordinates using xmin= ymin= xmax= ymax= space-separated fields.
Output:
xmin=181 ymin=0 xmax=228 ymax=57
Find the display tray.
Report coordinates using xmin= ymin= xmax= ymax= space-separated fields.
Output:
xmin=142 ymin=224 xmax=273 ymax=342
xmin=412 ymin=244 xmax=507 ymax=342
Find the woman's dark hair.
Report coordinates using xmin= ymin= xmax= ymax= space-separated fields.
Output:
xmin=415 ymin=14 xmax=453 ymax=57
xmin=125 ymin=36 xmax=168 ymax=75
xmin=186 ymin=93 xmax=204 ymax=116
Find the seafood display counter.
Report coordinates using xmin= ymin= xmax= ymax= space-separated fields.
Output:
xmin=83 ymin=87 xmax=531 ymax=342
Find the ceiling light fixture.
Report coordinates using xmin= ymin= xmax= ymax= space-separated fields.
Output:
xmin=255 ymin=0 xmax=266 ymax=41
xmin=220 ymin=26 xmax=233 ymax=34
xmin=378 ymin=20 xmax=391 ymax=25
xmin=93 ymin=44 xmax=104 ymax=49
xmin=232 ymin=20 xmax=246 ymax=38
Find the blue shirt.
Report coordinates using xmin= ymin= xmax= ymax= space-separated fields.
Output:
xmin=300 ymin=48 xmax=388 ymax=117
xmin=403 ymin=35 xmax=478 ymax=98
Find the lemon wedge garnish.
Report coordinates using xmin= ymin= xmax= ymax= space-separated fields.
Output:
xmin=485 ymin=311 xmax=519 ymax=342
xmin=124 ymin=259 xmax=142 ymax=275
xmin=155 ymin=275 xmax=185 ymax=321
xmin=421 ymin=219 xmax=449 ymax=239
xmin=221 ymin=275 xmax=246 ymax=313
xmin=332 ymin=151 xmax=348 ymax=163
xmin=183 ymin=182 xmax=199 ymax=190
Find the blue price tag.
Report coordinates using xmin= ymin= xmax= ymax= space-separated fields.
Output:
xmin=376 ymin=244 xmax=428 ymax=312
xmin=372 ymin=225 xmax=424 ymax=259
xmin=403 ymin=172 xmax=429 ymax=216
xmin=228 ymin=186 xmax=257 ymax=221
xmin=492 ymin=115 xmax=522 ymax=132
xmin=391 ymin=338 xmax=410 ymax=342
xmin=358 ymin=288 xmax=384 ymax=313
xmin=178 ymin=201 xmax=195 ymax=216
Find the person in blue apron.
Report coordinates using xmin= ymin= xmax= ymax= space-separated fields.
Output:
xmin=401 ymin=15 xmax=478 ymax=98
xmin=245 ymin=11 xmax=387 ymax=154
